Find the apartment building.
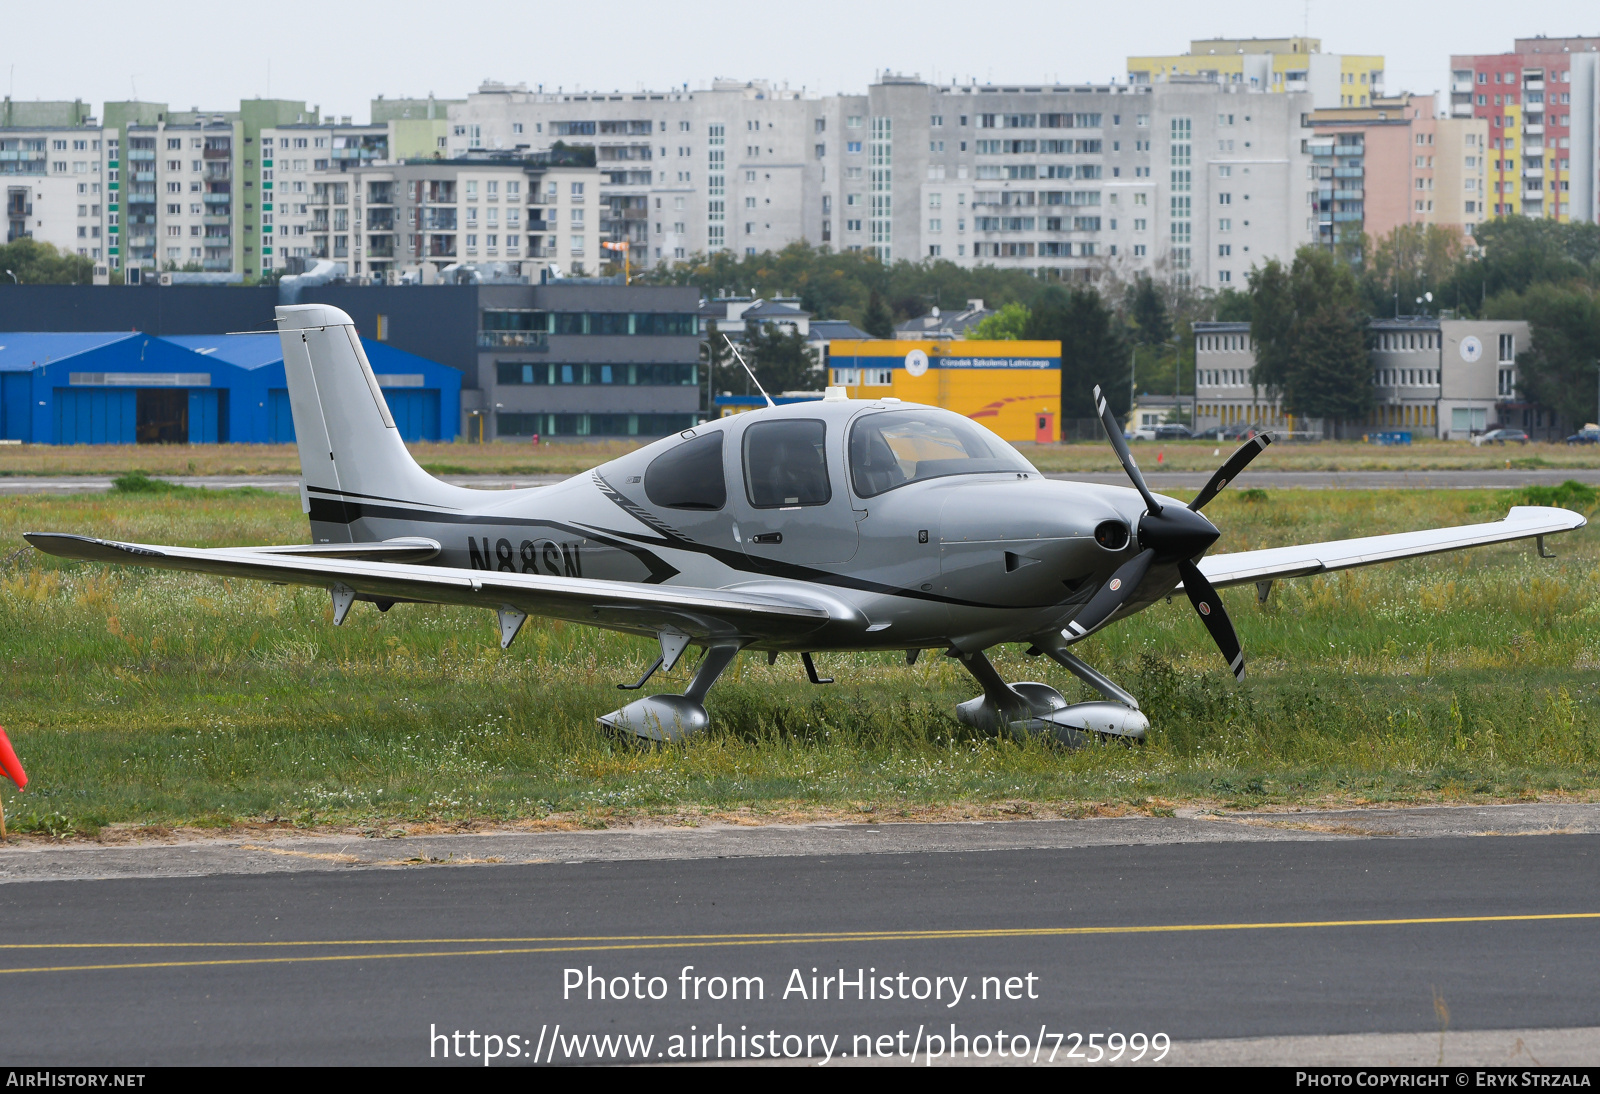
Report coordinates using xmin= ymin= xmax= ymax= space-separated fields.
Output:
xmin=1449 ymin=36 xmax=1600 ymax=223
xmin=448 ymin=77 xmax=1314 ymax=288
xmin=299 ymin=156 xmax=600 ymax=279
xmin=1128 ymin=38 xmax=1384 ymax=110
xmin=1 ymin=115 xmax=113 ymax=263
xmin=261 ymin=121 xmax=388 ymax=272
xmin=448 ymin=79 xmax=820 ymax=268
xmin=1192 ymin=316 xmax=1534 ymax=438
xmin=1308 ymin=93 xmax=1489 ymax=248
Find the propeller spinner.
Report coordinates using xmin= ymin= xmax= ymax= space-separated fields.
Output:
xmin=1063 ymin=387 xmax=1272 ymax=681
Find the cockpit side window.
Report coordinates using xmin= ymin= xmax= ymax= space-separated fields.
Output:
xmin=643 ymin=431 xmax=727 ymax=510
xmin=848 ymin=410 xmax=1034 ymax=498
xmin=743 ymin=419 xmax=831 ymax=508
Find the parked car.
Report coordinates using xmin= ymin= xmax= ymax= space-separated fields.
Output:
xmin=1216 ymin=422 xmax=1265 ymax=441
xmin=1152 ymin=423 xmax=1194 ymax=441
xmin=1565 ymin=426 xmax=1600 ymax=446
xmin=1472 ymin=428 xmax=1531 ymax=446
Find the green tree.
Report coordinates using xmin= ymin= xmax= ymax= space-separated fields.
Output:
xmin=637 ymin=242 xmax=1046 ymax=331
xmin=970 ymin=301 xmax=1031 ymax=340
xmin=0 ymin=238 xmax=94 ymax=284
xmin=1249 ymin=247 xmax=1372 ymax=427
xmin=700 ymin=319 xmax=735 ymax=411
xmin=1363 ymin=223 xmax=1466 ymax=316
xmin=1025 ymin=284 xmax=1131 ymax=419
xmin=1212 ymin=287 xmax=1253 ymax=322
xmin=860 ymin=290 xmax=894 ymax=337
xmin=745 ymin=322 xmax=822 ymax=394
xmin=1127 ymin=274 xmax=1172 ymax=345
xmin=1441 ymin=218 xmax=1600 ymax=313
xmin=1485 ymin=285 xmax=1600 ymax=426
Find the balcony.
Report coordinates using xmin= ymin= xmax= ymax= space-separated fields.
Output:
xmin=1452 ymin=103 xmax=1474 ymax=118
xmin=366 ymin=236 xmax=394 ymax=258
xmin=1524 ymin=166 xmax=1544 ymax=180
xmin=1334 ymin=188 xmax=1364 ymax=200
xmin=202 ymin=258 xmax=232 ymax=271
xmin=1524 ymin=123 xmax=1543 ymax=136
xmin=1524 ymin=189 xmax=1544 ymax=202
xmin=203 ymin=211 xmax=231 ymax=223
xmin=477 ymin=331 xmax=548 ymax=350
xmin=1451 ymin=80 xmax=1474 ymax=93
xmin=1333 ymin=166 xmax=1364 ymax=178
xmin=202 ymin=146 xmax=230 ymax=159
xmin=126 ymin=149 xmax=156 ymax=161
xmin=1523 ymin=78 xmax=1544 ymax=91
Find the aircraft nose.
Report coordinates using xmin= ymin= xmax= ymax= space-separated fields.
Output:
xmin=1137 ymin=503 xmax=1221 ymax=561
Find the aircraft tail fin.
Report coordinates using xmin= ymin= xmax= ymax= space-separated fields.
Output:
xmin=276 ymin=304 xmax=459 ymax=541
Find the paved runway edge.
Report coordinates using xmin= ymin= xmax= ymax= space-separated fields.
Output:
xmin=2 ymin=802 xmax=1597 ymax=884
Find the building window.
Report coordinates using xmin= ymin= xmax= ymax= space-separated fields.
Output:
xmin=1498 ymin=333 xmax=1515 ymax=362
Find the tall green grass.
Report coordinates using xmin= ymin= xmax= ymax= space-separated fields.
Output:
xmin=2 ymin=487 xmax=1598 ymax=834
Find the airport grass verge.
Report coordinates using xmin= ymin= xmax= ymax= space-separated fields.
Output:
xmin=2 ymin=437 xmax=1600 ymax=479
xmin=2 ymin=486 xmax=1599 ymax=838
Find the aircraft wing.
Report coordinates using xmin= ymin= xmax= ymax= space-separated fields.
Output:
xmin=1192 ymin=505 xmax=1587 ymax=590
xmin=23 ymin=533 xmax=837 ymax=643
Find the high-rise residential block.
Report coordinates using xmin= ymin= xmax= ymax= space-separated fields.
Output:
xmin=446 ymin=76 xmax=1314 ymax=288
xmin=1449 ymin=37 xmax=1600 ymax=222
xmin=1309 ymin=93 xmax=1490 ymax=248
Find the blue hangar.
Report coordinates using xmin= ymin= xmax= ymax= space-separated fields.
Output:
xmin=0 ymin=333 xmax=461 ymax=444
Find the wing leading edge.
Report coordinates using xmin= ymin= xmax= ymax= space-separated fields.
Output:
xmin=1191 ymin=505 xmax=1586 ymax=590
xmin=23 ymin=532 xmax=838 ymax=644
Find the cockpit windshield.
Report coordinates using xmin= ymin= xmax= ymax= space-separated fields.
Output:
xmin=848 ymin=410 xmax=1035 ymax=498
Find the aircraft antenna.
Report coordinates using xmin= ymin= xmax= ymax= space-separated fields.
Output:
xmin=723 ymin=334 xmax=775 ymax=408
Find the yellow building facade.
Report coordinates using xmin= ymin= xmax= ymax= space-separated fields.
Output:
xmin=1128 ymin=38 xmax=1384 ymax=108
xmin=826 ymin=339 xmax=1062 ymax=443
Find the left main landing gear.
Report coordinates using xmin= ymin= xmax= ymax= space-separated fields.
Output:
xmin=952 ymin=645 xmax=1149 ymax=746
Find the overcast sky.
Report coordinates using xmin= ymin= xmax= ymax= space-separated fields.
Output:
xmin=5 ymin=0 xmax=1593 ymax=121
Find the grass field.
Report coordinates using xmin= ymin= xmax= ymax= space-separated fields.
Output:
xmin=2 ymin=437 xmax=1599 ymax=478
xmin=1 ymin=484 xmax=1598 ymax=839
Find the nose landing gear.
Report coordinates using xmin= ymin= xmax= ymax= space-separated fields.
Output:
xmin=952 ymin=646 xmax=1149 ymax=746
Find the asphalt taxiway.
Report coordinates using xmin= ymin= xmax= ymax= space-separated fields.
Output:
xmin=0 ymin=804 xmax=1596 ymax=1065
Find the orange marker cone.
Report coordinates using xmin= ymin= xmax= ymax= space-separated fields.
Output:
xmin=0 ymin=727 xmax=27 ymax=841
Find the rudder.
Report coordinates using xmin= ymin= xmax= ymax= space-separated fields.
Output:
xmin=276 ymin=304 xmax=460 ymax=542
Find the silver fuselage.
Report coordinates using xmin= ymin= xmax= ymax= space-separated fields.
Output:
xmin=307 ymin=399 xmax=1181 ymax=653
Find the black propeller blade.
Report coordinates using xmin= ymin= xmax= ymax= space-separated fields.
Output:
xmin=1067 ymin=386 xmax=1246 ymax=678
xmin=1188 ymin=432 xmax=1274 ymax=512
xmin=1092 ymin=385 xmax=1164 ymax=516
xmin=1064 ymin=547 xmax=1154 ymax=640
xmin=1178 ymin=558 xmax=1245 ymax=681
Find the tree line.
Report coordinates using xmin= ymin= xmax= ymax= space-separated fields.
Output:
xmin=655 ymin=219 xmax=1600 ymax=430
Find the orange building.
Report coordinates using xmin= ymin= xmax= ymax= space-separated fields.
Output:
xmin=826 ymin=339 xmax=1061 ymax=443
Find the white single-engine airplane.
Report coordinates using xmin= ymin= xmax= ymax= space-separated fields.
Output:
xmin=26 ymin=304 xmax=1588 ymax=742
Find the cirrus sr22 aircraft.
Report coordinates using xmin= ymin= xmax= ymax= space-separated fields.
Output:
xmin=27 ymin=304 xmax=1587 ymax=743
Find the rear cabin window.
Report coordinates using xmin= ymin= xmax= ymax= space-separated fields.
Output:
xmin=643 ymin=432 xmax=726 ymax=510
xmin=743 ymin=419 xmax=831 ymax=508
xmin=849 ymin=410 xmax=1033 ymax=498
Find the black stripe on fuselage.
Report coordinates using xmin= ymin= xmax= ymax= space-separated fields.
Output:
xmin=305 ymin=497 xmax=680 ymax=584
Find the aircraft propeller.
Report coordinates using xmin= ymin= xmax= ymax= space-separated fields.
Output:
xmin=1062 ymin=386 xmax=1273 ymax=680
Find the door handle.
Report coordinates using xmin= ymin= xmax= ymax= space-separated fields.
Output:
xmin=751 ymin=532 xmax=783 ymax=545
